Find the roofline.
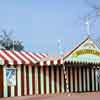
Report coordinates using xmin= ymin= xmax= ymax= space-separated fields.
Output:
xmin=63 ymin=36 xmax=90 ymax=60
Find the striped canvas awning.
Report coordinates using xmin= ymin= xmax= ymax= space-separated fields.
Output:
xmin=39 ymin=55 xmax=63 ymax=66
xmin=0 ymin=50 xmax=48 ymax=65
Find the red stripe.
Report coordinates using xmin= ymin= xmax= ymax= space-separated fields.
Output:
xmin=8 ymin=86 xmax=11 ymax=97
xmin=32 ymin=66 xmax=35 ymax=95
xmin=43 ymin=61 xmax=47 ymax=66
xmin=21 ymin=65 xmax=24 ymax=96
xmin=20 ymin=52 xmax=32 ymax=65
xmin=50 ymin=60 xmax=54 ymax=64
xmin=15 ymin=66 xmax=17 ymax=96
xmin=3 ymin=50 xmax=17 ymax=64
xmin=49 ymin=66 xmax=51 ymax=93
xmin=44 ymin=66 xmax=46 ymax=94
xmin=0 ymin=53 xmax=8 ymax=64
xmin=58 ymin=59 xmax=61 ymax=64
xmin=38 ymin=67 xmax=41 ymax=94
xmin=54 ymin=67 xmax=57 ymax=93
xmin=61 ymin=66 xmax=63 ymax=93
xmin=26 ymin=52 xmax=38 ymax=62
xmin=0 ymin=67 xmax=3 ymax=97
xmin=26 ymin=66 xmax=29 ymax=95
xmin=34 ymin=53 xmax=42 ymax=59
xmin=11 ymin=51 xmax=25 ymax=64
xmin=59 ymin=66 xmax=61 ymax=93
xmin=40 ymin=53 xmax=47 ymax=58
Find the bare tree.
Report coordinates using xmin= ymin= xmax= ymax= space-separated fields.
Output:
xmin=0 ymin=30 xmax=24 ymax=51
xmin=84 ymin=0 xmax=100 ymax=48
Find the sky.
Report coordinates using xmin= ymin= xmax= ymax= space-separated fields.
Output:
xmin=0 ymin=0 xmax=100 ymax=54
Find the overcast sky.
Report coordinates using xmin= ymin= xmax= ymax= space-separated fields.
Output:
xmin=0 ymin=0 xmax=100 ymax=54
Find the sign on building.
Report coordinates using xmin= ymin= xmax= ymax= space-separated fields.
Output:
xmin=6 ymin=68 xmax=16 ymax=86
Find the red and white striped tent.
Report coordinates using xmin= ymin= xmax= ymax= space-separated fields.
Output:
xmin=0 ymin=50 xmax=48 ymax=65
xmin=0 ymin=50 xmax=64 ymax=98
xmin=0 ymin=50 xmax=63 ymax=66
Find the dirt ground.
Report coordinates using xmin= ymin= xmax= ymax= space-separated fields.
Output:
xmin=0 ymin=92 xmax=100 ymax=100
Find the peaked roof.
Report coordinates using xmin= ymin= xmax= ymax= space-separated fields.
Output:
xmin=64 ymin=36 xmax=90 ymax=59
xmin=63 ymin=36 xmax=100 ymax=64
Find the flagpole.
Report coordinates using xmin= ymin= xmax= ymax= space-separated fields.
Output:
xmin=85 ymin=16 xmax=91 ymax=37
